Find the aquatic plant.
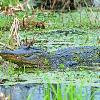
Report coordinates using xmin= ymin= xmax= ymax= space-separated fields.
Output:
xmin=43 ymin=82 xmax=100 ymax=100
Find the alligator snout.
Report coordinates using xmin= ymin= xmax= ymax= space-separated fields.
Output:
xmin=0 ymin=47 xmax=50 ymax=67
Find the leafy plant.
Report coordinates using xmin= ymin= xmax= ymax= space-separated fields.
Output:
xmin=1 ymin=0 xmax=19 ymax=7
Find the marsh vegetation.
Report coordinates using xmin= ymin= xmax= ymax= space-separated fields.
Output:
xmin=0 ymin=0 xmax=100 ymax=100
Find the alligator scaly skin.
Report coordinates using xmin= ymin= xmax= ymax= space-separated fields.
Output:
xmin=0 ymin=46 xmax=100 ymax=68
xmin=50 ymin=46 xmax=100 ymax=68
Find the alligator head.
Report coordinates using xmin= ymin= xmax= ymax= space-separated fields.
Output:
xmin=0 ymin=46 xmax=50 ymax=67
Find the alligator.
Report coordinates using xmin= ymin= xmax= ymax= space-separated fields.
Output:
xmin=0 ymin=45 xmax=100 ymax=68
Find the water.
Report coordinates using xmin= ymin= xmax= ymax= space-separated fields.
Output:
xmin=0 ymin=83 xmax=100 ymax=100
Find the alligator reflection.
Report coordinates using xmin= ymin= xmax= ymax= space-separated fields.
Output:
xmin=0 ymin=83 xmax=99 ymax=100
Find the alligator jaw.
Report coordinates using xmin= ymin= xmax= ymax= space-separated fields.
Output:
xmin=0 ymin=50 xmax=36 ymax=66
xmin=0 ymin=50 xmax=50 ymax=67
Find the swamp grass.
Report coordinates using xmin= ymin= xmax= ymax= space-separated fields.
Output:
xmin=0 ymin=6 xmax=100 ymax=100
xmin=0 ymin=7 xmax=100 ymax=31
xmin=26 ymin=82 xmax=100 ymax=100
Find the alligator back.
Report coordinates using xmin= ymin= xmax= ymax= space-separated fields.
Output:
xmin=50 ymin=46 xmax=100 ymax=68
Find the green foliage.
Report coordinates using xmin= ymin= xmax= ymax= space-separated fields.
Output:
xmin=0 ymin=8 xmax=100 ymax=31
xmin=0 ymin=15 xmax=13 ymax=31
xmin=44 ymin=84 xmax=51 ymax=100
xmin=0 ymin=31 xmax=3 ymax=38
xmin=1 ymin=0 xmax=19 ymax=7
xmin=59 ymin=64 xmax=65 ymax=69
xmin=43 ymin=82 xmax=99 ymax=100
